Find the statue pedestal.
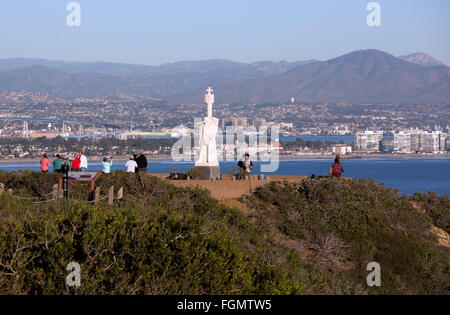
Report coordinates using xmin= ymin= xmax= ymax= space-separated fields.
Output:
xmin=194 ymin=166 xmax=221 ymax=180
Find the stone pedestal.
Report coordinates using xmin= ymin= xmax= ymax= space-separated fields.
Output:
xmin=194 ymin=166 xmax=221 ymax=180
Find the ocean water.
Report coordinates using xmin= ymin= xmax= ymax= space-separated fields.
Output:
xmin=0 ymin=158 xmax=449 ymax=196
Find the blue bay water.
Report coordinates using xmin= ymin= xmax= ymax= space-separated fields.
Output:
xmin=0 ymin=158 xmax=449 ymax=196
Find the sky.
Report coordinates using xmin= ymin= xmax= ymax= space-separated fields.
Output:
xmin=0 ymin=0 xmax=449 ymax=65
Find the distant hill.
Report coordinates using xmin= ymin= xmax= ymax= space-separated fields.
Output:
xmin=0 ymin=58 xmax=312 ymax=98
xmin=399 ymin=53 xmax=446 ymax=67
xmin=0 ymin=51 xmax=449 ymax=104
xmin=0 ymin=65 xmax=143 ymax=98
xmin=0 ymin=58 xmax=311 ymax=76
xmin=174 ymin=49 xmax=450 ymax=104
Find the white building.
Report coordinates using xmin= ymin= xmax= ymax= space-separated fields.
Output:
xmin=355 ymin=131 xmax=383 ymax=153
xmin=420 ymin=131 xmax=447 ymax=153
xmin=394 ymin=131 xmax=412 ymax=153
xmin=394 ymin=130 xmax=447 ymax=154
xmin=280 ymin=122 xmax=294 ymax=130
xmin=330 ymin=144 xmax=352 ymax=155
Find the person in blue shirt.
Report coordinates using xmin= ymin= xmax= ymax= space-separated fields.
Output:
xmin=102 ymin=156 xmax=113 ymax=174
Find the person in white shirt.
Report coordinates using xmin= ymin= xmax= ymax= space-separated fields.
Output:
xmin=79 ymin=151 xmax=88 ymax=171
xmin=125 ymin=156 xmax=138 ymax=173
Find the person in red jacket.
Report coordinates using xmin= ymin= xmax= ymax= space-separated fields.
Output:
xmin=71 ymin=153 xmax=81 ymax=172
xmin=329 ymin=155 xmax=344 ymax=178
xmin=40 ymin=153 xmax=50 ymax=173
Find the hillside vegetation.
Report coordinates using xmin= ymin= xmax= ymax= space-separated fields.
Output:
xmin=0 ymin=171 xmax=448 ymax=294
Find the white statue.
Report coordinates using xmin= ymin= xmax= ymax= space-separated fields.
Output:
xmin=196 ymin=87 xmax=219 ymax=167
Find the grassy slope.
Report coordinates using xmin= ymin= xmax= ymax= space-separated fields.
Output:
xmin=0 ymin=170 xmax=448 ymax=294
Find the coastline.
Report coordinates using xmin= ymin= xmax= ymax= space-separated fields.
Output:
xmin=0 ymin=153 xmax=448 ymax=164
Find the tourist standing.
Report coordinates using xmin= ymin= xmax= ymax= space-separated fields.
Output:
xmin=71 ymin=153 xmax=81 ymax=172
xmin=329 ymin=155 xmax=344 ymax=178
xmin=238 ymin=154 xmax=253 ymax=179
xmin=102 ymin=156 xmax=113 ymax=174
xmin=125 ymin=156 xmax=138 ymax=174
xmin=53 ymin=154 xmax=63 ymax=173
xmin=40 ymin=153 xmax=50 ymax=173
xmin=79 ymin=151 xmax=88 ymax=172
xmin=135 ymin=152 xmax=148 ymax=173
xmin=133 ymin=154 xmax=138 ymax=173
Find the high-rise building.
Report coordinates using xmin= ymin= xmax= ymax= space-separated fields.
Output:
xmin=421 ymin=131 xmax=447 ymax=153
xmin=438 ymin=132 xmax=447 ymax=152
xmin=239 ymin=117 xmax=247 ymax=128
xmin=420 ymin=133 xmax=435 ymax=153
xmin=221 ymin=117 xmax=247 ymax=130
xmin=411 ymin=133 xmax=421 ymax=152
xmin=252 ymin=118 xmax=267 ymax=130
xmin=355 ymin=131 xmax=383 ymax=153
xmin=394 ymin=130 xmax=447 ymax=154
xmin=394 ymin=131 xmax=412 ymax=153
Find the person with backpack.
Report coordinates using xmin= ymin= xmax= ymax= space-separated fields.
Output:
xmin=237 ymin=153 xmax=253 ymax=180
xmin=329 ymin=155 xmax=344 ymax=178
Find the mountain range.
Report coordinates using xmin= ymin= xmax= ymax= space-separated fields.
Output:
xmin=178 ymin=50 xmax=450 ymax=104
xmin=0 ymin=58 xmax=314 ymax=99
xmin=0 ymin=50 xmax=448 ymax=104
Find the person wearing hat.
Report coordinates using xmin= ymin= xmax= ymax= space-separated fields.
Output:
xmin=102 ymin=156 xmax=113 ymax=174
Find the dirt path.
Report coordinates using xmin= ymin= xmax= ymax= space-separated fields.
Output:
xmin=159 ymin=174 xmax=309 ymax=200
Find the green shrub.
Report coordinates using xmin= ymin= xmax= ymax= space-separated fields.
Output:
xmin=242 ymin=178 xmax=450 ymax=294
xmin=187 ymin=168 xmax=203 ymax=180
xmin=412 ymin=192 xmax=450 ymax=233
xmin=0 ymin=171 xmax=304 ymax=295
xmin=1 ymin=172 xmax=448 ymax=295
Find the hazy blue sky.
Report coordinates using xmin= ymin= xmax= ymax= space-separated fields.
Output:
xmin=0 ymin=0 xmax=449 ymax=65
